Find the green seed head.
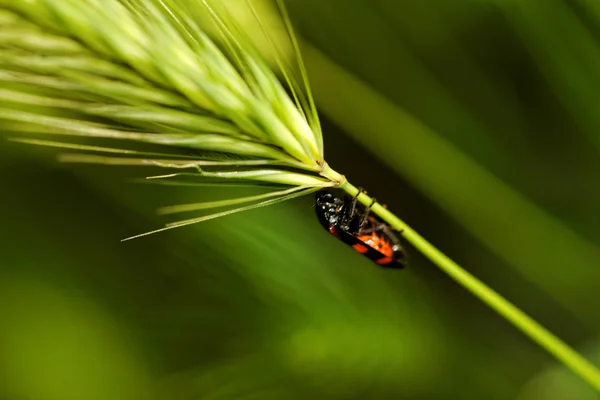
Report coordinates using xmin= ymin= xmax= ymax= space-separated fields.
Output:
xmin=0 ymin=0 xmax=339 ymax=185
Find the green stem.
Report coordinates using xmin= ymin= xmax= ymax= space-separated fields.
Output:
xmin=335 ymin=178 xmax=600 ymax=392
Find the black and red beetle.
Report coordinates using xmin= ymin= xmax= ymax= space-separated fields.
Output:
xmin=315 ymin=189 xmax=406 ymax=268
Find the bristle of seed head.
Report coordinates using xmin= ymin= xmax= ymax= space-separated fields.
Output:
xmin=1 ymin=1 xmax=325 ymax=176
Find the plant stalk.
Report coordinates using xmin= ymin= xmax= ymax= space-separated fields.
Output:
xmin=330 ymin=176 xmax=600 ymax=392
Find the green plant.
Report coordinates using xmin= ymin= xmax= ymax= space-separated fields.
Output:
xmin=1 ymin=0 xmax=600 ymax=392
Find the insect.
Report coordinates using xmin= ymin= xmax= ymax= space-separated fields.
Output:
xmin=315 ymin=189 xmax=407 ymax=268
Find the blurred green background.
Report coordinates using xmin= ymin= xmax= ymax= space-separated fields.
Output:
xmin=2 ymin=0 xmax=600 ymax=398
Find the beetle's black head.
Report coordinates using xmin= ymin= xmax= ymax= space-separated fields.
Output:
xmin=315 ymin=190 xmax=336 ymax=207
xmin=315 ymin=190 xmax=344 ymax=230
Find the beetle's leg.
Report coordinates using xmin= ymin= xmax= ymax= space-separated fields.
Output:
xmin=360 ymin=225 xmax=385 ymax=234
xmin=360 ymin=219 xmax=404 ymax=239
xmin=342 ymin=187 xmax=364 ymax=228
xmin=348 ymin=188 xmax=362 ymax=219
xmin=383 ymin=225 xmax=407 ymax=262
xmin=358 ymin=197 xmax=376 ymax=230
xmin=382 ymin=225 xmax=402 ymax=244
